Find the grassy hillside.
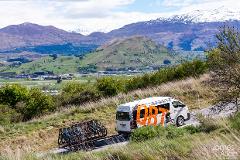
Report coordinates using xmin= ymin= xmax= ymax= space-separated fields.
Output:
xmin=4 ymin=56 xmax=82 ymax=74
xmin=0 ymin=74 xmax=223 ymax=158
xmin=79 ymin=36 xmax=173 ymax=70
xmin=0 ymin=74 xmax=239 ymax=160
xmin=3 ymin=36 xmax=175 ymax=74
xmin=3 ymin=36 xmax=204 ymax=74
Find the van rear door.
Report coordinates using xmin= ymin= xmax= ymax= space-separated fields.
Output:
xmin=116 ymin=111 xmax=131 ymax=132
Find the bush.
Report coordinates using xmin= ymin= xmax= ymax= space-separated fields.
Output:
xmin=62 ymin=82 xmax=85 ymax=94
xmin=165 ymin=125 xmax=186 ymax=139
xmin=65 ymin=88 xmax=101 ymax=106
xmin=0 ymin=60 xmax=208 ymax=123
xmin=198 ymin=117 xmax=219 ymax=133
xmin=96 ymin=77 xmax=124 ymax=96
xmin=0 ymin=84 xmax=29 ymax=108
xmin=130 ymin=126 xmax=159 ymax=142
xmin=21 ymin=88 xmax=55 ymax=120
xmin=0 ymin=84 xmax=55 ymax=122
xmin=126 ymin=60 xmax=207 ymax=91
xmin=58 ymin=82 xmax=101 ymax=106
xmin=131 ymin=125 xmax=187 ymax=142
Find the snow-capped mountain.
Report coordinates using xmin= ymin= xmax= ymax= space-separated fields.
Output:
xmin=1 ymin=6 xmax=240 ymax=53
xmin=107 ymin=7 xmax=240 ymax=51
xmin=179 ymin=6 xmax=240 ymax=23
xmin=163 ymin=6 xmax=240 ymax=23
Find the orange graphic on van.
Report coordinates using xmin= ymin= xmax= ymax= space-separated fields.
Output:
xmin=136 ymin=104 xmax=169 ymax=126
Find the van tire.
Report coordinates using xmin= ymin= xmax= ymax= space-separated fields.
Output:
xmin=176 ymin=116 xmax=184 ymax=127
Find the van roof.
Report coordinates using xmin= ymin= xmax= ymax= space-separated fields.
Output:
xmin=119 ymin=97 xmax=172 ymax=108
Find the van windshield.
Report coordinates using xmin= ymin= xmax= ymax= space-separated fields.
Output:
xmin=116 ymin=111 xmax=130 ymax=121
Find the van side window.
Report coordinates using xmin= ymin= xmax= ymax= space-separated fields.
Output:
xmin=156 ymin=103 xmax=170 ymax=114
xmin=172 ymin=101 xmax=185 ymax=108
xmin=140 ymin=109 xmax=145 ymax=118
xmin=161 ymin=103 xmax=170 ymax=110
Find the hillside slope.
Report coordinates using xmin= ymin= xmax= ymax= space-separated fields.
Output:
xmin=3 ymin=56 xmax=81 ymax=74
xmin=0 ymin=75 xmax=215 ymax=153
xmin=0 ymin=23 xmax=83 ymax=50
xmin=0 ymin=23 xmax=99 ymax=55
xmin=1 ymin=74 xmax=239 ymax=160
xmin=80 ymin=36 xmax=173 ymax=70
xmin=4 ymin=36 xmax=173 ymax=74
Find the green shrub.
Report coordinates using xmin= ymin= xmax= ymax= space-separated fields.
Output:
xmin=62 ymin=82 xmax=85 ymax=94
xmin=131 ymin=126 xmax=159 ymax=142
xmin=21 ymin=88 xmax=55 ymax=121
xmin=0 ymin=85 xmax=55 ymax=122
xmin=131 ymin=125 xmax=187 ymax=142
xmin=58 ymin=82 xmax=101 ymax=106
xmin=229 ymin=112 xmax=240 ymax=131
xmin=0 ymin=84 xmax=29 ymax=108
xmin=125 ymin=60 xmax=207 ymax=91
xmin=198 ymin=117 xmax=219 ymax=133
xmin=66 ymin=88 xmax=101 ymax=105
xmin=96 ymin=77 xmax=124 ymax=96
xmin=165 ymin=125 xmax=186 ymax=139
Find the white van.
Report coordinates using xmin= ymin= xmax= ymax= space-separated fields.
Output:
xmin=116 ymin=97 xmax=190 ymax=134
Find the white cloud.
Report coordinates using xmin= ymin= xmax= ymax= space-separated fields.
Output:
xmin=162 ymin=0 xmax=197 ymax=7
xmin=0 ymin=0 xmax=138 ymax=34
xmin=0 ymin=0 xmax=239 ymax=35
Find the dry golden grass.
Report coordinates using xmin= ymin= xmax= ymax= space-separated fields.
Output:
xmin=0 ymin=74 xmax=219 ymax=159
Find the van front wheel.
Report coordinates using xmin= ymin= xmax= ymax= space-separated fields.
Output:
xmin=176 ymin=116 xmax=184 ymax=127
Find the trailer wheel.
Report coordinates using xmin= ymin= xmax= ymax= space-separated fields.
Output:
xmin=176 ymin=116 xmax=184 ymax=127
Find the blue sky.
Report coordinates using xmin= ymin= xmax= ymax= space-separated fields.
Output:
xmin=117 ymin=0 xmax=179 ymax=13
xmin=0 ymin=0 xmax=239 ymax=34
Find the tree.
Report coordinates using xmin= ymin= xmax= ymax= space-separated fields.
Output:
xmin=22 ymin=88 xmax=54 ymax=120
xmin=96 ymin=77 xmax=124 ymax=96
xmin=207 ymin=26 xmax=240 ymax=112
xmin=0 ymin=84 xmax=29 ymax=108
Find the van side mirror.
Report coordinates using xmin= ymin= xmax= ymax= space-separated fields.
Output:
xmin=179 ymin=104 xmax=185 ymax=107
xmin=172 ymin=101 xmax=185 ymax=108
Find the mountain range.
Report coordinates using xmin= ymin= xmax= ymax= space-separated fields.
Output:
xmin=0 ymin=7 xmax=240 ymax=53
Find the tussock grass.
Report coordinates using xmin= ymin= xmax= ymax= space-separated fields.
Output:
xmin=1 ymin=114 xmax=240 ymax=160
xmin=49 ymin=116 xmax=240 ymax=160
xmin=0 ymin=74 xmax=220 ymax=159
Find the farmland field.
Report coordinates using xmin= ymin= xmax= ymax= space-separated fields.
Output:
xmin=0 ymin=77 xmax=96 ymax=89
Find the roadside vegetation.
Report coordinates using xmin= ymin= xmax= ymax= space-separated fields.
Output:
xmin=0 ymin=85 xmax=54 ymax=123
xmin=1 ymin=111 xmax=239 ymax=160
xmin=207 ymin=26 xmax=240 ymax=112
xmin=0 ymin=59 xmax=207 ymax=125
xmin=0 ymin=75 xmax=215 ymax=157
